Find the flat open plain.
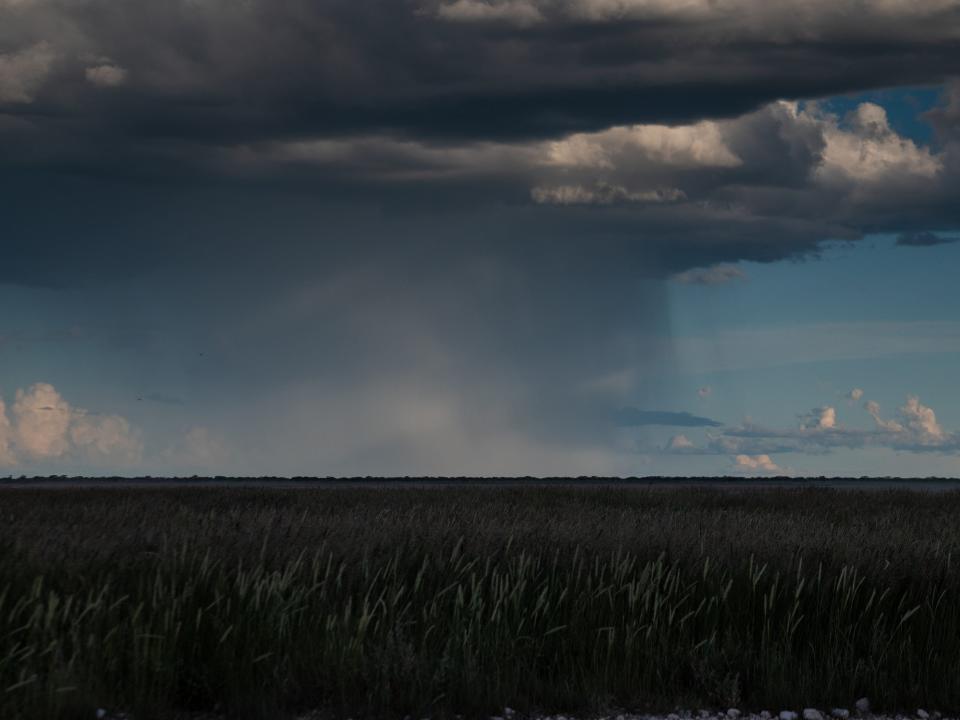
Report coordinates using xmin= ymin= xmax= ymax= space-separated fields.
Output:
xmin=1 ymin=484 xmax=958 ymax=719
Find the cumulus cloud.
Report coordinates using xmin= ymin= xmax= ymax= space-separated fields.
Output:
xmin=0 ymin=42 xmax=55 ymax=104
xmin=800 ymin=406 xmax=837 ymax=431
xmin=662 ymin=433 xmax=720 ymax=456
xmin=846 ymin=388 xmax=864 ymax=402
xmin=816 ymin=103 xmax=942 ymax=186
xmin=544 ymin=122 xmax=742 ymax=169
xmin=12 ymin=383 xmax=72 ymax=458
xmin=672 ymin=264 xmax=746 ymax=286
xmin=864 ymin=399 xmax=904 ymax=433
xmin=84 ymin=63 xmax=127 ymax=87
xmin=0 ymin=383 xmax=141 ymax=468
xmin=666 ymin=433 xmax=695 ymax=451
xmin=701 ymin=394 xmax=960 ymax=460
xmin=531 ymin=100 xmax=946 ymax=221
xmin=863 ymin=396 xmax=945 ymax=443
xmin=897 ymin=395 xmax=945 ymax=441
xmin=734 ymin=453 xmax=782 ymax=474
xmin=523 ymin=98 xmax=960 ymax=273
xmin=614 ymin=408 xmax=722 ymax=427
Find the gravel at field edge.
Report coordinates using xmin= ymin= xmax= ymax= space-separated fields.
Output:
xmin=289 ymin=708 xmax=958 ymax=720
xmin=98 ymin=704 xmax=960 ymax=720
xmin=470 ymin=708 xmax=957 ymax=720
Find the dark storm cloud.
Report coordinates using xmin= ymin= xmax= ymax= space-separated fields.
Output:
xmin=896 ymin=231 xmax=960 ymax=246
xmin=4 ymin=92 xmax=960 ymax=295
xmin=4 ymin=0 xmax=960 ymax=148
xmin=3 ymin=2 xmax=960 ymax=321
xmin=614 ymin=408 xmax=722 ymax=428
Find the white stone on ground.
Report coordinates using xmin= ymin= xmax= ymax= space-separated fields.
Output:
xmin=293 ymin=708 xmax=960 ymax=720
xmin=729 ymin=710 xmax=742 ymax=719
xmin=804 ymin=709 xmax=824 ymax=720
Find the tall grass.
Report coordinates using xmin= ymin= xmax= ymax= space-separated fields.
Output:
xmin=1 ymin=486 xmax=959 ymax=719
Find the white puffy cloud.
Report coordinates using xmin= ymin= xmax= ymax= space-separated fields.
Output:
xmin=861 ymin=395 xmax=943 ymax=444
xmin=539 ymin=100 xmax=944 ymax=205
xmin=0 ymin=383 xmax=141 ymax=468
xmin=85 ymin=63 xmax=127 ymax=87
xmin=543 ymin=122 xmax=742 ymax=169
xmin=846 ymin=388 xmax=864 ymax=402
xmin=0 ymin=41 xmax=55 ymax=104
xmin=734 ymin=453 xmax=782 ymax=473
xmin=816 ymin=103 xmax=942 ymax=186
xmin=864 ymin=399 xmax=904 ymax=433
xmin=672 ymin=264 xmax=746 ymax=286
xmin=12 ymin=383 xmax=72 ymax=458
xmin=705 ymin=394 xmax=960 ymax=460
xmin=897 ymin=395 xmax=944 ymax=441
xmin=667 ymin=433 xmax=695 ymax=451
xmin=801 ymin=405 xmax=836 ymax=431
xmin=530 ymin=99 xmax=947 ymax=237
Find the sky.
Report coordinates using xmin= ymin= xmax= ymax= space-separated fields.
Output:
xmin=3 ymin=0 xmax=960 ymax=477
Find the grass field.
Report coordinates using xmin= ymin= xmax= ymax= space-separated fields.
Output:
xmin=1 ymin=485 xmax=959 ymax=720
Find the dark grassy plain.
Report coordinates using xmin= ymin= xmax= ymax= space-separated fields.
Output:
xmin=1 ymin=485 xmax=959 ymax=719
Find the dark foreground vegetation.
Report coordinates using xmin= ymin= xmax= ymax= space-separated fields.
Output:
xmin=1 ymin=486 xmax=959 ymax=719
